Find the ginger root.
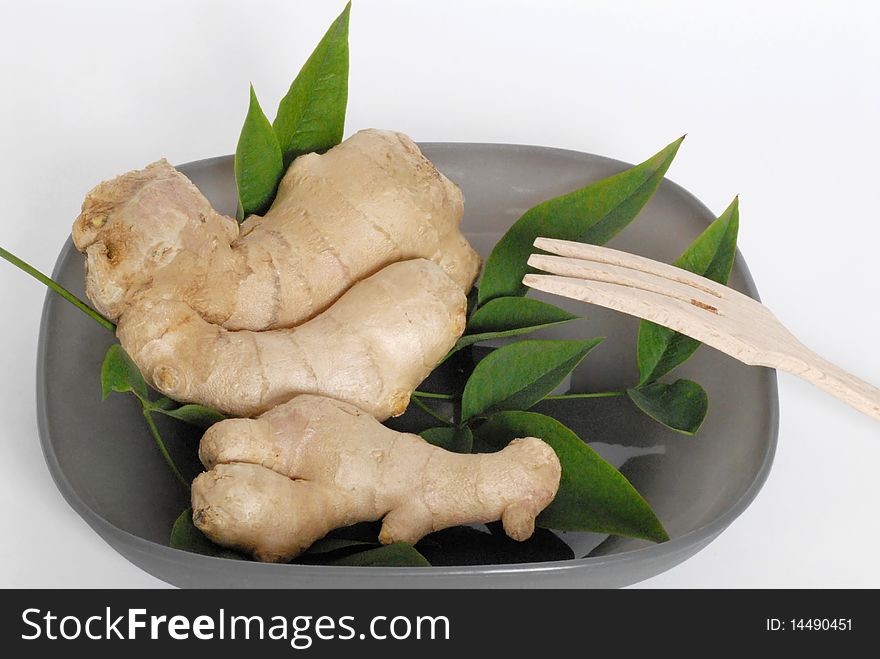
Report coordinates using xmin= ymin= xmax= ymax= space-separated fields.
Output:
xmin=72 ymin=129 xmax=480 ymax=329
xmin=192 ymin=395 xmax=562 ymax=562
xmin=118 ymin=258 xmax=465 ymax=419
xmin=72 ymin=129 xmax=480 ymax=418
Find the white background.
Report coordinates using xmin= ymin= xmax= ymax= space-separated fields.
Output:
xmin=1 ymin=0 xmax=878 ymax=588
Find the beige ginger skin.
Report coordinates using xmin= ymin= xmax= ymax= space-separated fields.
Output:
xmin=193 ymin=395 xmax=562 ymax=562
xmin=71 ymin=130 xmax=480 ymax=418
xmin=72 ymin=129 xmax=480 ymax=329
xmin=117 ymin=258 xmax=465 ymax=419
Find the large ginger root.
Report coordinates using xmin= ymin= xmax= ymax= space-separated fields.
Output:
xmin=71 ymin=129 xmax=480 ymax=418
xmin=72 ymin=129 xmax=480 ymax=329
xmin=192 ymin=395 xmax=562 ymax=562
xmin=118 ymin=259 xmax=465 ymax=419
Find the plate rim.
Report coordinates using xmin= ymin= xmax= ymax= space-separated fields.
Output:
xmin=36 ymin=142 xmax=779 ymax=582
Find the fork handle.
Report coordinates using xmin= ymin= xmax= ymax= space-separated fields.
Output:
xmin=774 ymin=345 xmax=880 ymax=421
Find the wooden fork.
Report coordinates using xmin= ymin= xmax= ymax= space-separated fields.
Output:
xmin=524 ymin=237 xmax=880 ymax=421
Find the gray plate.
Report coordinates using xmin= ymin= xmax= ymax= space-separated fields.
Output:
xmin=36 ymin=144 xmax=778 ymax=588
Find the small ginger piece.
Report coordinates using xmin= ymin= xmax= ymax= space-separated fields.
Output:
xmin=192 ymin=395 xmax=561 ymax=562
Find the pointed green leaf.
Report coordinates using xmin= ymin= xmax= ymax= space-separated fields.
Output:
xmin=461 ymin=338 xmax=603 ymax=422
xmin=637 ymin=197 xmax=740 ymax=383
xmin=170 ymin=508 xmax=245 ymax=559
xmin=468 ymin=297 xmax=578 ymax=334
xmin=101 ymin=344 xmax=148 ymax=402
xmin=273 ymin=2 xmax=350 ymax=164
xmin=478 ymin=137 xmax=684 ymax=305
xmin=151 ymin=403 xmax=226 ymax=430
xmin=326 ymin=542 xmax=431 ymax=567
xmin=449 ymin=297 xmax=579 ymax=358
xmin=475 ymin=411 xmax=668 ymax=543
xmin=235 ymin=85 xmax=284 ymax=219
xmin=420 ymin=426 xmax=474 ymax=453
xmin=303 ymin=538 xmax=376 ymax=556
xmin=627 ymin=379 xmax=709 ymax=435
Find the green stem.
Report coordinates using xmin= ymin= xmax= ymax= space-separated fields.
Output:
xmin=544 ymin=391 xmax=625 ymax=400
xmin=142 ymin=408 xmax=188 ymax=488
xmin=0 ymin=245 xmax=116 ymax=332
xmin=412 ymin=390 xmax=456 ymax=400
xmin=410 ymin=396 xmax=453 ymax=427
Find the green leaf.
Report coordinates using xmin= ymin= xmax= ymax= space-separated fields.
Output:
xmin=325 ymin=521 xmax=383 ymax=543
xmin=466 ymin=285 xmax=480 ymax=318
xmin=637 ymin=197 xmax=740 ymax=383
xmin=234 ymin=85 xmax=284 ymax=218
xmin=460 ymin=339 xmax=603 ymax=422
xmin=475 ymin=411 xmax=668 ymax=543
xmin=478 ymin=136 xmax=684 ymax=305
xmin=151 ymin=403 xmax=226 ymax=430
xmin=101 ymin=344 xmax=148 ymax=402
xmin=170 ymin=508 xmax=245 ymax=560
xmin=151 ymin=397 xmax=178 ymax=411
xmin=417 ymin=526 xmax=573 ymax=566
xmin=627 ymin=379 xmax=709 ymax=435
xmin=273 ymin=2 xmax=350 ymax=164
xmin=326 ymin=542 xmax=431 ymax=567
xmin=468 ymin=297 xmax=578 ymax=334
xmin=449 ymin=297 xmax=579 ymax=357
xmin=303 ymin=538 xmax=376 ymax=556
xmin=420 ymin=426 xmax=474 ymax=453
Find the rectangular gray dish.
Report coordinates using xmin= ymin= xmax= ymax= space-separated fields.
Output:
xmin=36 ymin=143 xmax=778 ymax=587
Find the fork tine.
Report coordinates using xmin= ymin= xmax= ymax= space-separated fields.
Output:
xmin=527 ymin=253 xmax=723 ymax=313
xmin=534 ymin=237 xmax=726 ymax=299
xmin=522 ymin=273 xmax=749 ymax=359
